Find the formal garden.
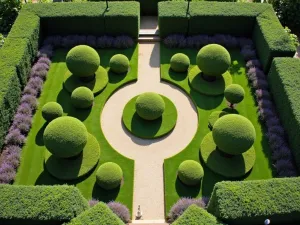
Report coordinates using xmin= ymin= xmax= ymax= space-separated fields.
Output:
xmin=0 ymin=0 xmax=300 ymax=224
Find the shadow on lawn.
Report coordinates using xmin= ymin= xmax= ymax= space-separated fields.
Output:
xmin=168 ymin=68 xmax=188 ymax=81
xmin=190 ymin=89 xmax=223 ymax=110
xmin=35 ymin=123 xmax=48 ymax=146
xmin=92 ymin=183 xmax=120 ymax=203
xmin=175 ymin=177 xmax=201 ymax=198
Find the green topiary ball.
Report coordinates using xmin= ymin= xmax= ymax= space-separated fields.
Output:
xmin=178 ymin=160 xmax=204 ymax=186
xmin=43 ymin=116 xmax=88 ymax=158
xmin=42 ymin=102 xmax=63 ymax=122
xmin=109 ymin=54 xmax=130 ymax=74
xmin=96 ymin=162 xmax=123 ymax=190
xmin=212 ymin=114 xmax=256 ymax=155
xmin=196 ymin=44 xmax=231 ymax=77
xmin=170 ymin=53 xmax=190 ymax=72
xmin=71 ymin=87 xmax=94 ymax=109
xmin=224 ymin=84 xmax=245 ymax=105
xmin=135 ymin=92 xmax=165 ymax=120
xmin=66 ymin=45 xmax=100 ymax=78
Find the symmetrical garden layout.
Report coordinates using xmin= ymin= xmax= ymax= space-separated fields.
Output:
xmin=0 ymin=1 xmax=300 ymax=225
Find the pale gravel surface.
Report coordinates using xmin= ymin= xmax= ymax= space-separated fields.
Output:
xmin=101 ymin=43 xmax=198 ymax=220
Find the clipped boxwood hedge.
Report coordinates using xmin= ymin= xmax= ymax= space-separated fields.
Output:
xmin=268 ymin=58 xmax=300 ymax=171
xmin=207 ymin=178 xmax=300 ymax=224
xmin=0 ymin=184 xmax=89 ymax=225
xmin=66 ymin=202 xmax=125 ymax=225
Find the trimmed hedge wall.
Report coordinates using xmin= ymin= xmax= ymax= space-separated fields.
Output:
xmin=66 ymin=202 xmax=125 ymax=225
xmin=0 ymin=184 xmax=89 ymax=225
xmin=268 ymin=58 xmax=300 ymax=171
xmin=207 ymin=178 xmax=300 ymax=224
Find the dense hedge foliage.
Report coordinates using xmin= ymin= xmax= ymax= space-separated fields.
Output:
xmin=178 ymin=160 xmax=203 ymax=186
xmin=170 ymin=53 xmax=190 ymax=72
xmin=67 ymin=202 xmax=125 ymax=225
xmin=207 ymin=178 xmax=300 ymax=224
xmin=224 ymin=84 xmax=245 ymax=106
xmin=268 ymin=58 xmax=300 ymax=171
xmin=42 ymin=102 xmax=63 ymax=122
xmin=71 ymin=87 xmax=94 ymax=109
xmin=0 ymin=184 xmax=89 ymax=225
xmin=96 ymin=162 xmax=123 ymax=190
xmin=109 ymin=54 xmax=130 ymax=74
xmin=0 ymin=0 xmax=22 ymax=33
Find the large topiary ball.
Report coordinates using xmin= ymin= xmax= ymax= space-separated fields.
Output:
xmin=109 ymin=54 xmax=130 ymax=74
xmin=42 ymin=102 xmax=63 ymax=122
xmin=212 ymin=114 xmax=256 ymax=155
xmin=96 ymin=162 xmax=123 ymax=190
xmin=43 ymin=116 xmax=88 ymax=158
xmin=196 ymin=44 xmax=231 ymax=77
xmin=178 ymin=160 xmax=204 ymax=186
xmin=224 ymin=84 xmax=245 ymax=105
xmin=135 ymin=92 xmax=165 ymax=120
xmin=170 ymin=53 xmax=190 ymax=72
xmin=71 ymin=87 xmax=94 ymax=109
xmin=66 ymin=45 xmax=100 ymax=77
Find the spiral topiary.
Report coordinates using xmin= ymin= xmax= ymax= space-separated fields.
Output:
xmin=212 ymin=114 xmax=256 ymax=155
xmin=109 ymin=54 xmax=130 ymax=74
xmin=135 ymin=92 xmax=165 ymax=120
xmin=196 ymin=44 xmax=231 ymax=77
xmin=178 ymin=160 xmax=204 ymax=186
xmin=71 ymin=87 xmax=94 ymax=109
xmin=96 ymin=162 xmax=123 ymax=190
xmin=42 ymin=102 xmax=63 ymax=122
xmin=43 ymin=116 xmax=88 ymax=158
xmin=224 ymin=84 xmax=245 ymax=107
xmin=66 ymin=45 xmax=100 ymax=78
xmin=170 ymin=53 xmax=190 ymax=72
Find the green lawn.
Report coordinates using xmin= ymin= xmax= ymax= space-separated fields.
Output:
xmin=160 ymin=45 xmax=274 ymax=214
xmin=14 ymin=44 xmax=139 ymax=214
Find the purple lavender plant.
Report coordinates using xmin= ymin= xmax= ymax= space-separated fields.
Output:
xmin=4 ymin=129 xmax=26 ymax=146
xmin=88 ymin=199 xmax=99 ymax=207
xmin=86 ymin=35 xmax=97 ymax=48
xmin=23 ymin=86 xmax=38 ymax=97
xmin=10 ymin=114 xmax=32 ymax=134
xmin=246 ymin=59 xmax=262 ymax=69
xmin=114 ymin=35 xmax=134 ymax=49
xmin=16 ymin=103 xmax=33 ymax=116
xmin=52 ymin=35 xmax=62 ymax=48
xmin=255 ymin=89 xmax=271 ymax=100
xmin=20 ymin=95 xmax=38 ymax=110
xmin=258 ymin=107 xmax=276 ymax=121
xmin=107 ymin=201 xmax=130 ymax=223
xmin=38 ymin=45 xmax=53 ymax=58
xmin=27 ymin=77 xmax=44 ymax=94
xmin=62 ymin=35 xmax=77 ymax=48
xmin=241 ymin=45 xmax=257 ymax=61
xmin=252 ymin=78 xmax=269 ymax=90
xmin=37 ymin=57 xmax=51 ymax=66
xmin=238 ymin=37 xmax=254 ymax=48
xmin=96 ymin=35 xmax=114 ymax=49
xmin=193 ymin=35 xmax=210 ymax=48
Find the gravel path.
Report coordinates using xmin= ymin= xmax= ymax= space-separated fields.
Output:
xmin=101 ymin=43 xmax=198 ymax=220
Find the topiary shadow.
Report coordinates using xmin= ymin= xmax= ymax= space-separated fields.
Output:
xmin=92 ymin=183 xmax=120 ymax=203
xmin=222 ymin=107 xmax=239 ymax=114
xmin=131 ymin=112 xmax=162 ymax=138
xmin=168 ymin=68 xmax=188 ymax=81
xmin=35 ymin=123 xmax=48 ymax=146
xmin=175 ymin=177 xmax=201 ymax=198
xmin=189 ymin=89 xmax=223 ymax=110
xmin=108 ymin=69 xmax=128 ymax=84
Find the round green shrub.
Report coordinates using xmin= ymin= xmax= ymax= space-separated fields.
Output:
xmin=196 ymin=44 xmax=231 ymax=77
xmin=109 ymin=54 xmax=129 ymax=74
xmin=66 ymin=45 xmax=100 ymax=78
xmin=170 ymin=53 xmax=190 ymax=72
xmin=212 ymin=114 xmax=256 ymax=155
xmin=43 ymin=116 xmax=88 ymax=158
xmin=71 ymin=87 xmax=94 ymax=109
xmin=178 ymin=160 xmax=204 ymax=186
xmin=42 ymin=102 xmax=63 ymax=122
xmin=135 ymin=92 xmax=165 ymax=120
xmin=96 ymin=162 xmax=123 ymax=190
xmin=224 ymin=84 xmax=245 ymax=105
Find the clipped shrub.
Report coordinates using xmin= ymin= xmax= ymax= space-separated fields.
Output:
xmin=170 ymin=53 xmax=190 ymax=72
xmin=43 ymin=116 xmax=88 ymax=158
xmin=42 ymin=102 xmax=63 ymax=122
xmin=96 ymin=162 xmax=123 ymax=190
xmin=178 ymin=160 xmax=204 ymax=186
xmin=224 ymin=84 xmax=245 ymax=108
xmin=71 ymin=87 xmax=94 ymax=109
xmin=107 ymin=201 xmax=130 ymax=224
xmin=66 ymin=45 xmax=100 ymax=78
xmin=196 ymin=44 xmax=231 ymax=77
xmin=109 ymin=54 xmax=130 ymax=74
xmin=212 ymin=114 xmax=256 ymax=155
xmin=135 ymin=92 xmax=165 ymax=120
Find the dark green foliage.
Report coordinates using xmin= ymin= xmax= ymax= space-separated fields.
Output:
xmin=170 ymin=53 xmax=190 ymax=72
xmin=0 ymin=184 xmax=89 ymax=225
xmin=22 ymin=2 xmax=140 ymax=39
xmin=96 ymin=162 xmax=123 ymax=190
xmin=224 ymin=84 xmax=245 ymax=105
xmin=66 ymin=45 xmax=100 ymax=78
xmin=66 ymin=202 xmax=124 ymax=225
xmin=0 ymin=65 xmax=21 ymax=150
xmin=42 ymin=102 xmax=63 ymax=122
xmin=43 ymin=116 xmax=88 ymax=158
xmin=109 ymin=54 xmax=130 ymax=74
xmin=178 ymin=160 xmax=203 ymax=186
xmin=0 ymin=0 xmax=22 ymax=33
xmin=71 ymin=87 xmax=94 ymax=109
xmin=268 ymin=58 xmax=300 ymax=171
xmin=207 ymin=178 xmax=300 ymax=224
xmin=173 ymin=204 xmax=224 ymax=225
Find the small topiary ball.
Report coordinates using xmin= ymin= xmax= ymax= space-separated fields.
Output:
xmin=178 ymin=160 xmax=204 ymax=186
xmin=71 ymin=87 xmax=94 ymax=109
xmin=66 ymin=45 xmax=100 ymax=77
xmin=212 ymin=114 xmax=256 ymax=155
xmin=96 ymin=162 xmax=123 ymax=190
xmin=42 ymin=102 xmax=63 ymax=122
xmin=109 ymin=54 xmax=130 ymax=74
xmin=170 ymin=53 xmax=190 ymax=72
xmin=224 ymin=84 xmax=245 ymax=105
xmin=135 ymin=92 xmax=165 ymax=120
xmin=196 ymin=44 xmax=231 ymax=77
xmin=43 ymin=116 xmax=88 ymax=158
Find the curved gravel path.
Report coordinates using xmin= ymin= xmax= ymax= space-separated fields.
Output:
xmin=101 ymin=43 xmax=198 ymax=220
